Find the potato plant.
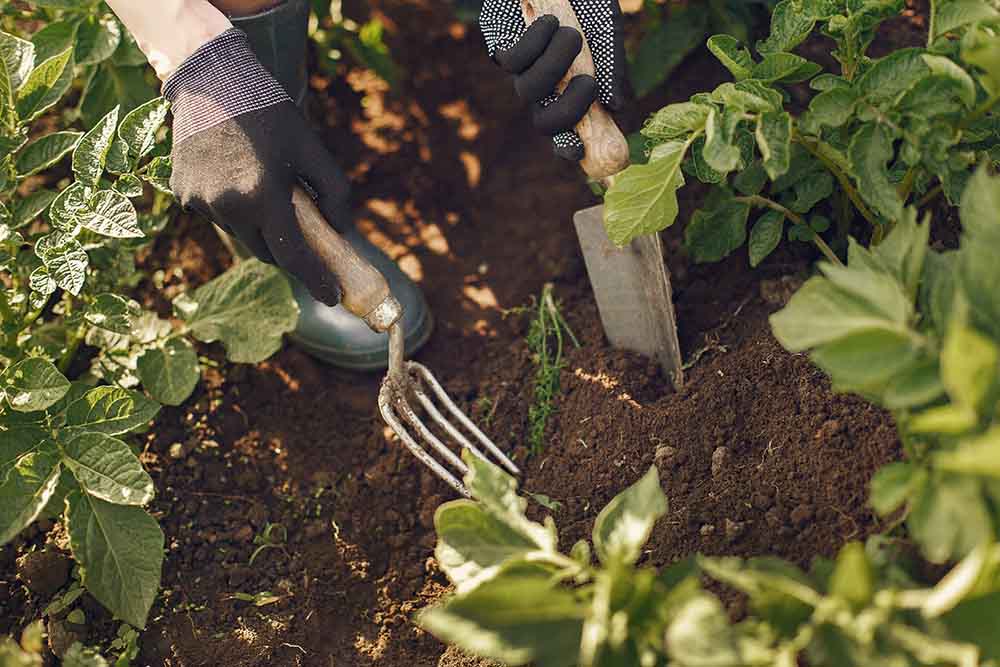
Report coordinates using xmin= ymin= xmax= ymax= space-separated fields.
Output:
xmin=421 ymin=451 xmax=1000 ymax=666
xmin=605 ymin=0 xmax=1000 ymax=266
xmin=1 ymin=5 xmax=298 ymax=631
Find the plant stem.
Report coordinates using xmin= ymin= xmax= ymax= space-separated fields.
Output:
xmin=794 ymin=133 xmax=882 ymax=233
xmin=735 ymin=195 xmax=844 ymax=266
xmin=898 ymin=166 xmax=917 ymax=201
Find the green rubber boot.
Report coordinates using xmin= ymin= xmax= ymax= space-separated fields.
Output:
xmin=230 ymin=0 xmax=432 ymax=370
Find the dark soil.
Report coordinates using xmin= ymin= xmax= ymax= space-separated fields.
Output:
xmin=1 ymin=1 xmax=904 ymax=665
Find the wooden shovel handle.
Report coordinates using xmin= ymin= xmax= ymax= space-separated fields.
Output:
xmin=519 ymin=0 xmax=630 ymax=182
xmin=291 ymin=187 xmax=400 ymax=331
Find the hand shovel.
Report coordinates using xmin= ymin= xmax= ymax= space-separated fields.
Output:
xmin=520 ymin=0 xmax=684 ymax=389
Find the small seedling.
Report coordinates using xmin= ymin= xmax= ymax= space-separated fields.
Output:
xmin=230 ymin=591 xmax=285 ymax=607
xmin=524 ymin=284 xmax=580 ymax=456
xmin=249 ymin=523 xmax=289 ymax=566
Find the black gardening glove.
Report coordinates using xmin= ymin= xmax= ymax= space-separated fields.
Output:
xmin=165 ymin=29 xmax=349 ymax=306
xmin=480 ymin=0 xmax=625 ymax=160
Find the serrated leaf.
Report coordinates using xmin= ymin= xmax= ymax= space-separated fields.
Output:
xmin=136 ymin=337 xmax=199 ymax=406
xmin=12 ymin=189 xmax=58 ymax=229
xmin=604 ymin=140 xmax=688 ymax=246
xmin=74 ymin=15 xmax=121 ymax=66
xmin=593 ymin=466 xmax=666 ymax=565
xmin=0 ymin=450 xmax=60 ymax=545
xmin=15 ymin=131 xmax=82 ymax=177
xmin=84 ymin=293 xmax=136 ymax=334
xmin=418 ymin=574 xmax=584 ymax=667
xmin=1 ymin=357 xmax=70 ymax=412
xmin=756 ymin=111 xmax=792 ymax=179
xmin=849 ymin=123 xmax=903 ymax=221
xmin=66 ymin=492 xmax=163 ymax=628
xmin=684 ymin=196 xmax=750 ymax=263
xmin=707 ymin=34 xmax=753 ymax=80
xmin=63 ymin=432 xmax=153 ymax=506
xmin=118 ymin=97 xmax=169 ymax=162
xmin=757 ymin=0 xmax=816 ymax=54
xmin=77 ymin=189 xmax=141 ymax=238
xmin=62 ymin=386 xmax=159 ymax=437
xmin=173 ymin=260 xmax=299 ymax=363
xmin=641 ymin=102 xmax=711 ymax=141
xmin=73 ymin=106 xmax=119 ymax=188
xmin=749 ymin=210 xmax=785 ymax=267
xmin=16 ymin=46 xmax=73 ymax=122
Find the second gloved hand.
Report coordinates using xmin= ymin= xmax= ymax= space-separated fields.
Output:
xmin=165 ymin=28 xmax=350 ymax=306
xmin=480 ymin=0 xmax=625 ymax=160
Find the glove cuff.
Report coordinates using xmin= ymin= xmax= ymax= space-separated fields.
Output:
xmin=163 ymin=28 xmax=291 ymax=145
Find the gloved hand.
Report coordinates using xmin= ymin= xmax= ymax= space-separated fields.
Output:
xmin=165 ymin=28 xmax=349 ymax=306
xmin=480 ymin=0 xmax=625 ymax=160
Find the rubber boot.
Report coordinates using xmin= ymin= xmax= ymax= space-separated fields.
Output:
xmin=228 ymin=0 xmax=433 ymax=370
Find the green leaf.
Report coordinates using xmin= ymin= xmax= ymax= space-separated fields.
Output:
xmin=12 ymin=189 xmax=58 ymax=229
xmin=935 ymin=0 xmax=1000 ymax=39
xmin=29 ymin=266 xmax=55 ymax=297
xmin=710 ymin=80 xmax=783 ymax=112
xmin=62 ymin=386 xmax=159 ymax=436
xmin=685 ymin=195 xmax=750 ymax=263
xmin=707 ymin=34 xmax=753 ymax=80
xmin=48 ymin=182 xmax=90 ymax=230
xmin=74 ymin=15 xmax=121 ymax=66
xmin=35 ymin=230 xmax=89 ymax=295
xmin=811 ymin=328 xmax=920 ymax=392
xmin=604 ymin=140 xmax=687 ymax=246
xmin=922 ymin=55 xmax=977 ymax=107
xmin=14 ymin=131 xmax=81 ymax=177
xmin=751 ymin=52 xmax=822 ymax=83
xmin=63 ymin=642 xmax=110 ymax=667
xmin=66 ymin=492 xmax=163 ymax=628
xmin=733 ymin=161 xmax=768 ymax=195
xmin=849 ymin=123 xmax=903 ymax=221
xmin=1 ymin=357 xmax=70 ymax=412
xmin=0 ymin=450 xmax=61 ymax=545
xmin=142 ymin=156 xmax=172 ymax=194
xmin=959 ymin=163 xmax=1000 ymax=235
xmin=943 ymin=592 xmax=1000 ymax=660
xmin=136 ymin=337 xmax=200 ymax=407
xmin=79 ymin=64 xmax=156 ymax=129
xmin=77 ymin=190 xmax=142 ymax=239
xmin=73 ymin=105 xmax=120 ymax=188
xmin=757 ymin=0 xmax=816 ymax=54
xmin=749 ymin=210 xmax=785 ymax=267
xmin=856 ymin=48 xmax=931 ymax=105
xmin=940 ymin=319 xmax=998 ymax=409
xmin=641 ymin=102 xmax=711 ymax=142
xmin=63 ymin=432 xmax=153 ymax=506
xmin=84 ymin=293 xmax=136 ymax=334
xmin=0 ymin=31 xmax=36 ymax=93
xmin=593 ymin=466 xmax=666 ymax=565
xmin=787 ymin=170 xmax=834 ymax=213
xmin=803 ymin=88 xmax=859 ymax=132
xmin=173 ymin=260 xmax=299 ymax=363
xmin=113 ymin=173 xmax=142 ymax=197
xmin=829 ymin=542 xmax=873 ymax=608
xmin=756 ymin=111 xmax=792 ymax=179
xmin=30 ymin=20 xmax=78 ymax=64
xmin=666 ymin=594 xmax=758 ymax=665
xmin=872 ymin=209 xmax=929 ymax=300
xmin=963 ymin=27 xmax=1000 ymax=94
xmin=0 ymin=425 xmax=48 ymax=480
xmin=16 ymin=46 xmax=74 ymax=122
xmin=909 ymin=476 xmax=993 ymax=563
xmin=870 ymin=461 xmax=926 ymax=515
xmin=418 ymin=574 xmax=584 ymax=667
xmin=936 ymin=427 xmax=1000 ymax=478
xmin=117 ymin=97 xmax=169 ymax=163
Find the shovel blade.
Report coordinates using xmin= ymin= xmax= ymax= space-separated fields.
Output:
xmin=573 ymin=204 xmax=683 ymax=389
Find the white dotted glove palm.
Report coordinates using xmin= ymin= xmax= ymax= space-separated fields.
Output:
xmin=480 ymin=0 xmax=625 ymax=160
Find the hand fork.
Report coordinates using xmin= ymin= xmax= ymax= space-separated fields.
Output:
xmin=291 ymin=187 xmax=519 ymax=497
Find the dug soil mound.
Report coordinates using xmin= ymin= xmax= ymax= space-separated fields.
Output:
xmin=0 ymin=0 xmax=900 ymax=664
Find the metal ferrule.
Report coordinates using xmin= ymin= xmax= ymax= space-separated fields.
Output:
xmin=364 ymin=295 xmax=404 ymax=334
